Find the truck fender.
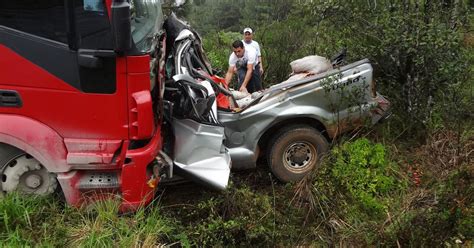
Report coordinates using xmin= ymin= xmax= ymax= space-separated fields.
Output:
xmin=0 ymin=114 xmax=68 ymax=173
xmin=257 ymin=105 xmax=331 ymax=139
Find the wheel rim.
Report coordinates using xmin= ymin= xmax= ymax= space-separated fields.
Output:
xmin=282 ymin=141 xmax=317 ymax=172
xmin=1 ymin=154 xmax=57 ymax=195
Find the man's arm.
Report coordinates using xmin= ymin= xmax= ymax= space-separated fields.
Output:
xmin=256 ymin=43 xmax=263 ymax=74
xmin=239 ymin=63 xmax=254 ymax=92
xmin=225 ymin=65 xmax=235 ymax=86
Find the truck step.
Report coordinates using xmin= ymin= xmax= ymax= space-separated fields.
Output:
xmin=77 ymin=172 xmax=119 ymax=190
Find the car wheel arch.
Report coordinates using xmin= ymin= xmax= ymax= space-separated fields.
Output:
xmin=256 ymin=117 xmax=330 ymax=160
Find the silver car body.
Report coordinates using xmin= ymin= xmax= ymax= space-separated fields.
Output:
xmin=164 ymin=22 xmax=231 ymax=189
xmin=218 ymin=59 xmax=390 ymax=169
xmin=172 ymin=118 xmax=231 ymax=189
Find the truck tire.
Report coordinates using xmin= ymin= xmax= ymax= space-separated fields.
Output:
xmin=0 ymin=143 xmax=57 ymax=196
xmin=267 ymin=125 xmax=328 ymax=182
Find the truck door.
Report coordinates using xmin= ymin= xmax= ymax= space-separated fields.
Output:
xmin=0 ymin=0 xmax=129 ymax=140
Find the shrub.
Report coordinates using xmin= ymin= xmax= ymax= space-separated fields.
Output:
xmin=329 ymin=138 xmax=406 ymax=216
xmin=385 ymin=165 xmax=473 ymax=246
xmin=296 ymin=1 xmax=472 ymax=139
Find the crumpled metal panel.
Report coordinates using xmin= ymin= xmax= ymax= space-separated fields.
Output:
xmin=172 ymin=118 xmax=231 ymax=190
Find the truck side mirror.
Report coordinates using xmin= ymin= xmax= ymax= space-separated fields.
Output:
xmin=111 ymin=0 xmax=132 ymax=53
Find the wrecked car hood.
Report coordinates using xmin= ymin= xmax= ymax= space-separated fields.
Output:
xmin=162 ymin=13 xmax=230 ymax=190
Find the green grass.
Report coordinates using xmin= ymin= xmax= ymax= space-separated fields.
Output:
xmin=0 ymin=135 xmax=472 ymax=247
xmin=0 ymin=194 xmax=174 ymax=247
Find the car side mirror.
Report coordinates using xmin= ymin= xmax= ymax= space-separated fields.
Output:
xmin=111 ymin=0 xmax=132 ymax=54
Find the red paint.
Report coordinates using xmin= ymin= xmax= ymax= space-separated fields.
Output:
xmin=0 ymin=45 xmax=77 ymax=91
xmin=121 ymin=126 xmax=162 ymax=211
xmin=1 ymin=34 xmax=162 ymax=211
xmin=127 ymin=55 xmax=150 ymax=73
xmin=64 ymin=138 xmax=122 ymax=165
xmin=105 ymin=0 xmax=113 ymax=19
xmin=0 ymin=45 xmax=129 ymax=140
xmin=126 ymin=56 xmax=155 ymax=140
xmin=130 ymin=91 xmax=154 ymax=139
xmin=211 ymin=75 xmax=231 ymax=109
xmin=0 ymin=114 xmax=68 ymax=172
xmin=56 ymin=170 xmax=84 ymax=206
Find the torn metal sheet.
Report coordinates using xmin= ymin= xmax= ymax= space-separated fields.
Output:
xmin=172 ymin=118 xmax=231 ymax=190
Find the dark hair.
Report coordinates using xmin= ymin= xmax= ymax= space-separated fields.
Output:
xmin=232 ymin=40 xmax=244 ymax=49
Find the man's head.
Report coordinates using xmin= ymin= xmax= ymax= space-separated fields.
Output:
xmin=232 ymin=40 xmax=245 ymax=58
xmin=243 ymin=27 xmax=253 ymax=43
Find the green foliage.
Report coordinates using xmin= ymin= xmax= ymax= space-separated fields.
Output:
xmin=296 ymin=0 xmax=472 ymax=139
xmin=67 ymin=199 xmax=176 ymax=247
xmin=383 ymin=165 xmax=473 ymax=246
xmin=163 ymin=184 xmax=302 ymax=246
xmin=0 ymin=193 xmax=68 ymax=247
xmin=0 ymin=146 xmax=472 ymax=247
xmin=174 ymin=0 xmax=473 ymax=139
xmin=257 ymin=18 xmax=318 ymax=85
xmin=329 ymin=138 xmax=405 ymax=216
xmin=174 ymin=0 xmax=293 ymax=36
xmin=290 ymin=138 xmax=410 ymax=245
xmin=202 ymin=31 xmax=240 ymax=73
xmin=0 ymin=194 xmax=177 ymax=247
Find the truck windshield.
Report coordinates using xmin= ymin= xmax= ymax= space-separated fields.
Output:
xmin=131 ymin=0 xmax=163 ymax=53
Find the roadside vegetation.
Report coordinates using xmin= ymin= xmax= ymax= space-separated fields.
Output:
xmin=1 ymin=0 xmax=472 ymax=246
xmin=1 ymin=134 xmax=472 ymax=246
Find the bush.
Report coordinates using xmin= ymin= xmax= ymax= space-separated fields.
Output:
xmin=329 ymin=138 xmax=406 ymax=216
xmin=165 ymin=184 xmax=295 ymax=246
xmin=385 ymin=165 xmax=473 ymax=246
xmin=202 ymin=31 xmax=241 ymax=74
xmin=296 ymin=1 xmax=472 ymax=139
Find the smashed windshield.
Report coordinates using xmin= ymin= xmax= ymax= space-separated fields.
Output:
xmin=131 ymin=0 xmax=163 ymax=52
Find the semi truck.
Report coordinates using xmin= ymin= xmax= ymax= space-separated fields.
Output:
xmin=0 ymin=0 xmax=231 ymax=211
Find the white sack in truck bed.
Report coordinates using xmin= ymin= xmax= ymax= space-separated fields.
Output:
xmin=290 ymin=55 xmax=332 ymax=75
xmin=280 ymin=55 xmax=332 ymax=84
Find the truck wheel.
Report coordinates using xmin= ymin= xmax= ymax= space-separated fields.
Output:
xmin=267 ymin=125 xmax=328 ymax=182
xmin=0 ymin=143 xmax=57 ymax=196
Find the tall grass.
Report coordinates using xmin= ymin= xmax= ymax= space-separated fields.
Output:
xmin=1 ymin=133 xmax=472 ymax=247
xmin=0 ymin=194 xmax=174 ymax=247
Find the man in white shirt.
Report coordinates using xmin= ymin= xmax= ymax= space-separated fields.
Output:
xmin=242 ymin=27 xmax=263 ymax=77
xmin=225 ymin=40 xmax=262 ymax=93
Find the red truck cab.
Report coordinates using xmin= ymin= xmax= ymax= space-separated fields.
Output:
xmin=0 ymin=0 xmax=166 ymax=210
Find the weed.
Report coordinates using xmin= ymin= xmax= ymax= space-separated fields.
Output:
xmin=0 ymin=136 xmax=471 ymax=247
xmin=329 ymin=138 xmax=406 ymax=216
xmin=67 ymin=198 xmax=175 ymax=247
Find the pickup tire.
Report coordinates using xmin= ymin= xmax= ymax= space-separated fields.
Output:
xmin=0 ymin=143 xmax=57 ymax=195
xmin=267 ymin=125 xmax=328 ymax=182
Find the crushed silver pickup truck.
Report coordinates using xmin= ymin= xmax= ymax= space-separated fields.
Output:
xmin=218 ymin=61 xmax=390 ymax=182
xmin=163 ymin=14 xmax=390 ymax=185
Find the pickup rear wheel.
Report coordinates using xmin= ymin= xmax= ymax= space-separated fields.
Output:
xmin=0 ymin=144 xmax=57 ymax=196
xmin=267 ymin=126 xmax=328 ymax=182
